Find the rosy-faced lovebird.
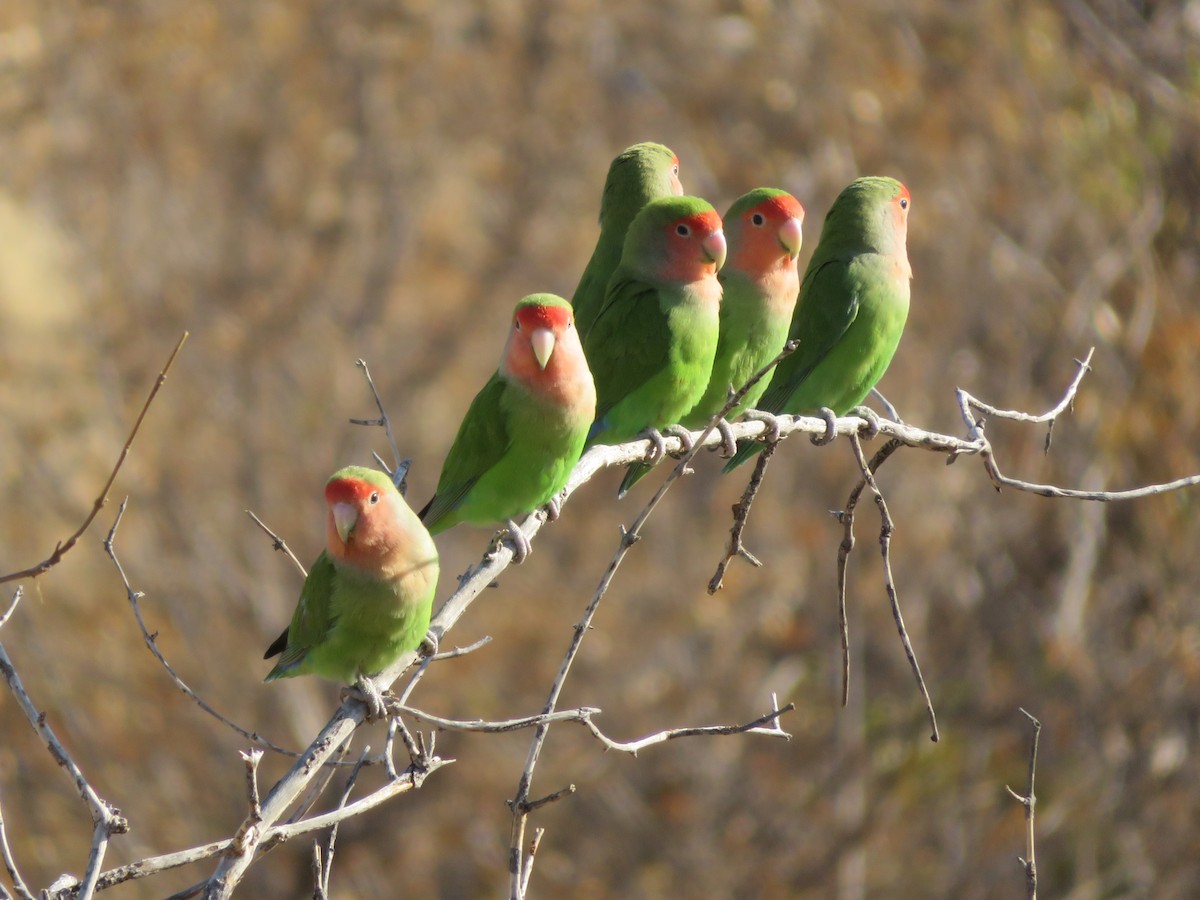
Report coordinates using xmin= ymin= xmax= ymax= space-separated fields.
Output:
xmin=724 ymin=176 xmax=911 ymax=471
xmin=582 ymin=195 xmax=727 ymax=497
xmin=681 ymin=188 xmax=804 ymax=428
xmin=572 ymin=142 xmax=684 ymax=340
xmin=264 ymin=466 xmax=439 ymax=691
xmin=419 ymin=293 xmax=595 ymax=560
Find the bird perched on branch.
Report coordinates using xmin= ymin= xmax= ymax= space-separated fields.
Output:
xmin=583 ymin=195 xmax=727 ymax=497
xmin=264 ymin=466 xmax=439 ymax=716
xmin=724 ymin=176 xmax=911 ymax=471
xmin=572 ymin=142 xmax=684 ymax=340
xmin=419 ymin=293 xmax=595 ymax=561
xmin=682 ymin=188 xmax=805 ymax=429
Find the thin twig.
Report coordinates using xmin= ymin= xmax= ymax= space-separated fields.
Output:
xmin=836 ymin=440 xmax=903 ymax=708
xmin=318 ymin=747 xmax=372 ymax=897
xmin=244 ymin=510 xmax=307 ymax=578
xmin=240 ymin=750 xmax=264 ymax=822
xmin=518 ymin=828 xmax=545 ymax=898
xmin=708 ymin=443 xmax=775 ymax=593
xmin=429 ymin=635 xmax=493 ymax=661
xmin=45 ymin=756 xmax=453 ymax=899
xmin=847 ymin=434 xmax=939 ymax=742
xmin=1006 ymin=708 xmax=1042 ymax=900
xmin=349 ymin=358 xmax=405 ymax=480
xmin=581 ymin=698 xmax=794 ymax=755
xmin=0 ymin=332 xmax=187 ymax=585
xmin=105 ymin=501 xmax=304 ymax=760
xmin=0 ymin=641 xmax=128 ymax=900
xmin=0 ymin=588 xmax=21 ymax=632
xmin=393 ymin=705 xmax=604 ymax=733
xmin=0 ymin=786 xmax=34 ymax=900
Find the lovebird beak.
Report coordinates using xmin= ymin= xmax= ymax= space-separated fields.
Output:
xmin=703 ymin=229 xmax=728 ymax=271
xmin=530 ymin=327 xmax=556 ymax=370
xmin=332 ymin=501 xmax=358 ymax=544
xmin=779 ymin=216 xmax=803 ymax=257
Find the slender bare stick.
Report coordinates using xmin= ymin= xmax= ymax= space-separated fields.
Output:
xmin=44 ymin=756 xmax=452 ymax=899
xmin=244 ymin=511 xmax=307 ymax=578
xmin=581 ymin=698 xmax=794 ymax=754
xmin=0 ymin=786 xmax=34 ymax=900
xmin=1006 ymin=708 xmax=1042 ymax=900
xmin=0 ymin=332 xmax=187 ymax=585
xmin=349 ymin=359 xmax=407 ymax=483
xmin=708 ymin=443 xmax=775 ymax=593
xmin=0 ymin=589 xmax=21 ymax=632
xmin=847 ymin=434 xmax=939 ymax=742
xmin=836 ymin=440 xmax=903 ymax=708
xmin=0 ymin=641 xmax=128 ymax=900
xmin=105 ymin=501 xmax=303 ymax=759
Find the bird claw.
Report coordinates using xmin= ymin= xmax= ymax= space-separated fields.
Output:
xmin=810 ymin=407 xmax=838 ymax=445
xmin=663 ymin=424 xmax=695 ymax=458
xmin=419 ymin=629 xmax=440 ymax=658
xmin=714 ymin=417 xmax=738 ymax=457
xmin=850 ymin=405 xmax=881 ymax=438
xmin=638 ymin=427 xmax=667 ymax=465
xmin=346 ymin=678 xmax=389 ymax=721
xmin=544 ymin=493 xmax=563 ymax=522
xmin=742 ymin=408 xmax=783 ymax=444
xmin=504 ymin=519 xmax=531 ymax=563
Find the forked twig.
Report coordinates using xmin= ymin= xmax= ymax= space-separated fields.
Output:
xmin=846 ymin=434 xmax=938 ymax=742
xmin=0 ymin=332 xmax=187 ymax=585
xmin=105 ymin=501 xmax=306 ymax=759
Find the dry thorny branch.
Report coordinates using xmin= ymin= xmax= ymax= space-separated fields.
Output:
xmin=4 ymin=341 xmax=1200 ymax=897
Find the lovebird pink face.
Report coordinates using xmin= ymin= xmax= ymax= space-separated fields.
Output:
xmin=890 ymin=183 xmax=911 ymax=239
xmin=662 ymin=209 xmax=727 ymax=281
xmin=667 ymin=153 xmax=683 ymax=196
xmin=324 ymin=476 xmax=399 ymax=564
xmin=500 ymin=301 xmax=592 ymax=409
xmin=731 ymin=194 xmax=805 ymax=274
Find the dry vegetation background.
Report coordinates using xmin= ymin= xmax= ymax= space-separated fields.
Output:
xmin=2 ymin=1 xmax=1199 ymax=897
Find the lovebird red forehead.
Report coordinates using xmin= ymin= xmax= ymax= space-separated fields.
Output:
xmin=896 ymin=183 xmax=911 ymax=204
xmin=756 ymin=193 xmax=805 ymax=222
xmin=325 ymin=476 xmax=375 ymax=506
xmin=678 ymin=209 xmax=722 ymax=235
xmin=515 ymin=303 xmax=572 ymax=332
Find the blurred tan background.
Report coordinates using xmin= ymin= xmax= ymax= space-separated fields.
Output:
xmin=2 ymin=1 xmax=1199 ymax=897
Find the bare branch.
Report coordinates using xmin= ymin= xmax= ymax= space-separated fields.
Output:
xmin=349 ymin=358 xmax=406 ymax=485
xmin=105 ymin=500 xmax=305 ymax=760
xmin=0 ymin=589 xmax=21 ymax=633
xmin=836 ymin=440 xmax=903 ymax=708
xmin=0 ymin=331 xmax=187 ymax=585
xmin=0 ymin=640 xmax=128 ymax=900
xmin=847 ymin=434 xmax=939 ymax=743
xmin=708 ymin=443 xmax=774 ymax=593
xmin=1006 ymin=708 xmax=1042 ymax=900
xmin=244 ymin=510 xmax=307 ymax=578
xmin=45 ymin=756 xmax=453 ymax=899
xmin=581 ymin=698 xmax=795 ymax=755
xmin=392 ymin=705 xmax=604 ymax=733
xmin=0 ymin=786 xmax=34 ymax=900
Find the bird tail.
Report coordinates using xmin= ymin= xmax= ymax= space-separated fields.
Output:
xmin=616 ymin=461 xmax=655 ymax=499
xmin=720 ymin=438 xmax=764 ymax=473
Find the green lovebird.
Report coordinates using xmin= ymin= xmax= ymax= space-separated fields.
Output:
xmin=419 ymin=293 xmax=596 ymax=560
xmin=681 ymin=188 xmax=805 ymax=428
xmin=724 ymin=176 xmax=911 ymax=471
xmin=583 ymin=195 xmax=727 ymax=497
xmin=264 ymin=466 xmax=439 ymax=688
xmin=571 ymin=142 xmax=684 ymax=340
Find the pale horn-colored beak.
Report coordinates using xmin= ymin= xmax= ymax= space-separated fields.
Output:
xmin=332 ymin=501 xmax=358 ymax=544
xmin=530 ymin=327 xmax=556 ymax=370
